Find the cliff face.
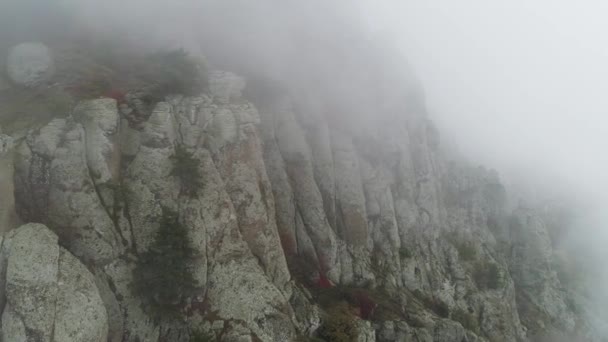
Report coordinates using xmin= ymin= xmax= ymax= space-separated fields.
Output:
xmin=0 ymin=59 xmax=591 ymax=342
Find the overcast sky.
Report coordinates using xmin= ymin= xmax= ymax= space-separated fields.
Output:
xmin=357 ymin=0 xmax=608 ymax=212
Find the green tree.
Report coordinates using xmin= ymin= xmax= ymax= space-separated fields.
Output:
xmin=171 ymin=145 xmax=204 ymax=198
xmin=473 ymin=261 xmax=503 ymax=290
xmin=318 ymin=302 xmax=358 ymax=342
xmin=143 ymin=48 xmax=208 ymax=103
xmin=133 ymin=209 xmax=199 ymax=318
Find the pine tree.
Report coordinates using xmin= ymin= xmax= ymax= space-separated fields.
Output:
xmin=171 ymin=145 xmax=204 ymax=198
xmin=133 ymin=209 xmax=199 ymax=318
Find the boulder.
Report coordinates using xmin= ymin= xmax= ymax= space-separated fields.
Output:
xmin=0 ymin=223 xmax=108 ymax=342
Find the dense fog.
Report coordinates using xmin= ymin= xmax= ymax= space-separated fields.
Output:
xmin=359 ymin=0 xmax=608 ymax=334
xmin=1 ymin=0 xmax=607 ymax=337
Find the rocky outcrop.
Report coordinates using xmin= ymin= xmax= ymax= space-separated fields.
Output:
xmin=0 ymin=223 xmax=108 ymax=342
xmin=509 ymin=209 xmax=576 ymax=338
xmin=4 ymin=64 xmax=587 ymax=342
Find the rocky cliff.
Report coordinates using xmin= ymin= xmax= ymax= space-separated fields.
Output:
xmin=0 ymin=43 xmax=594 ymax=342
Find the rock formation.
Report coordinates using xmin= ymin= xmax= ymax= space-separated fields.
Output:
xmin=0 ymin=223 xmax=108 ymax=342
xmin=0 ymin=41 xmax=595 ymax=342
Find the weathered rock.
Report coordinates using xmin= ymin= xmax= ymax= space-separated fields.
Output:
xmin=259 ymin=94 xmax=340 ymax=281
xmin=191 ymin=148 xmax=296 ymax=341
xmin=0 ymin=223 xmax=108 ymax=342
xmin=73 ymin=99 xmax=121 ymax=214
xmin=509 ymin=208 xmax=576 ymax=336
xmin=4 ymin=62 xmax=592 ymax=342
xmin=208 ymin=70 xmax=246 ymax=104
xmin=357 ymin=320 xmax=377 ymax=342
xmin=13 ymin=118 xmax=121 ymax=265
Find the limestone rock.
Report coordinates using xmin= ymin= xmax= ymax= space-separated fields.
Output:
xmin=509 ymin=208 xmax=576 ymax=335
xmin=4 ymin=64 xmax=593 ymax=342
xmin=0 ymin=223 xmax=108 ymax=342
xmin=209 ymin=70 xmax=246 ymax=104
xmin=13 ymin=118 xmax=121 ymax=265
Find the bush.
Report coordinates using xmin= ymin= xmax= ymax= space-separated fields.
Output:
xmin=452 ymin=308 xmax=479 ymax=333
xmin=399 ymin=246 xmax=412 ymax=259
xmin=143 ymin=48 xmax=208 ymax=103
xmin=473 ymin=261 xmax=503 ymax=290
xmin=171 ymin=145 xmax=204 ymax=197
xmin=455 ymin=241 xmax=476 ymax=261
xmin=403 ymin=312 xmax=426 ymax=328
xmin=190 ymin=330 xmax=215 ymax=342
xmin=132 ymin=209 xmax=199 ymax=318
xmin=318 ymin=302 xmax=359 ymax=342
xmin=430 ymin=298 xmax=450 ymax=318
xmin=446 ymin=232 xmax=476 ymax=261
xmin=412 ymin=289 xmax=450 ymax=318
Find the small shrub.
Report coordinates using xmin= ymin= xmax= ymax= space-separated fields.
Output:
xmin=487 ymin=215 xmax=500 ymax=233
xmin=430 ymin=298 xmax=450 ymax=318
xmin=403 ymin=312 xmax=426 ymax=328
xmin=132 ymin=209 xmax=199 ymax=318
xmin=446 ymin=232 xmax=476 ymax=261
xmin=399 ymin=246 xmax=412 ymax=259
xmin=171 ymin=145 xmax=204 ymax=197
xmin=190 ymin=330 xmax=215 ymax=342
xmin=351 ymin=290 xmax=377 ymax=320
xmin=455 ymin=241 xmax=476 ymax=261
xmin=286 ymin=256 xmax=318 ymax=287
xmin=318 ymin=302 xmax=359 ymax=342
xmin=143 ymin=48 xmax=208 ymax=103
xmin=473 ymin=261 xmax=503 ymax=290
xmin=411 ymin=289 xmax=450 ymax=318
xmin=452 ymin=308 xmax=479 ymax=333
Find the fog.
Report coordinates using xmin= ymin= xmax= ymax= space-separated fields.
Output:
xmin=2 ymin=0 xmax=607 ymax=335
xmin=359 ymin=0 xmax=608 ymax=202
xmin=358 ymin=0 xmax=608 ymax=332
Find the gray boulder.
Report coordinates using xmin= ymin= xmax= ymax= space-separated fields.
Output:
xmin=0 ymin=223 xmax=108 ymax=342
